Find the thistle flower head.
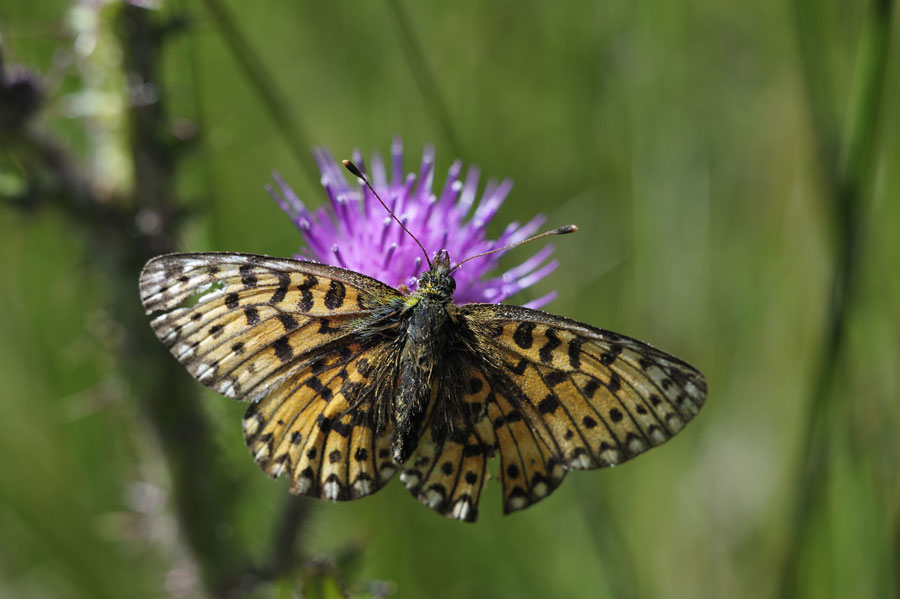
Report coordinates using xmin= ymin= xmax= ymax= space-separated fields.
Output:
xmin=267 ymin=138 xmax=558 ymax=308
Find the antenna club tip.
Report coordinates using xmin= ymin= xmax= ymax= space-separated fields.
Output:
xmin=553 ymin=224 xmax=578 ymax=235
xmin=342 ymin=159 xmax=363 ymax=178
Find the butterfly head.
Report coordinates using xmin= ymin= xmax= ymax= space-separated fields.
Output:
xmin=416 ymin=249 xmax=456 ymax=299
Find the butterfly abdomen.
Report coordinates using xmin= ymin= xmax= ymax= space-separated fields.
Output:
xmin=391 ymin=296 xmax=451 ymax=464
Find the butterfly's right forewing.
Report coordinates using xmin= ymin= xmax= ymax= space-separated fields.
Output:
xmin=139 ymin=253 xmax=401 ymax=402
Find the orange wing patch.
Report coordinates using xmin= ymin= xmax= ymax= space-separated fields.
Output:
xmin=243 ymin=344 xmax=396 ymax=500
xmin=486 ymin=380 xmax=566 ymax=513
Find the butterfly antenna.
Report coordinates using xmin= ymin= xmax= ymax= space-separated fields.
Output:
xmin=343 ymin=159 xmax=432 ymax=269
xmin=450 ymin=224 xmax=578 ymax=273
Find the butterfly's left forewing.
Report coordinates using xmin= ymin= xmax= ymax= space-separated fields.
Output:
xmin=459 ymin=303 xmax=706 ymax=505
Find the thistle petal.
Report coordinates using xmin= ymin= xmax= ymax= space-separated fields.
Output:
xmin=269 ymin=140 xmax=559 ymax=306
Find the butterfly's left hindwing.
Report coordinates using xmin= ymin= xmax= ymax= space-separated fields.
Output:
xmin=398 ymin=366 xmax=496 ymax=522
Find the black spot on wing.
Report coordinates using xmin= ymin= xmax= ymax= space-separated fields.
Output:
xmin=297 ymin=275 xmax=317 ymax=312
xmin=330 ymin=420 xmax=350 ymax=436
xmin=539 ymin=328 xmax=561 ymax=364
xmin=538 ymin=393 xmax=560 ymax=414
xmin=513 ymin=322 xmax=535 ymax=349
xmin=272 ymin=336 xmax=293 ymax=362
xmin=269 ymin=272 xmax=291 ymax=304
xmin=505 ymin=409 xmax=523 ymax=423
xmin=240 ymin=264 xmax=258 ymax=288
xmin=324 ymin=280 xmax=346 ymax=309
xmin=277 ymin=313 xmax=300 ymax=331
xmin=568 ymin=338 xmax=583 ymax=369
xmin=544 ymin=370 xmax=567 ymax=387
xmin=463 ymin=444 xmax=486 ymax=457
xmin=509 ymin=358 xmax=528 ymax=376
xmin=318 ymin=318 xmax=341 ymax=334
xmin=607 ymin=372 xmax=621 ymax=394
xmin=600 ymin=344 xmax=623 ymax=365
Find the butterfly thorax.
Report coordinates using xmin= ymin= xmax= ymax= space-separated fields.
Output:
xmin=391 ymin=250 xmax=458 ymax=463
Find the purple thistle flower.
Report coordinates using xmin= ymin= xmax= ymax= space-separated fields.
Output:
xmin=266 ymin=138 xmax=559 ymax=309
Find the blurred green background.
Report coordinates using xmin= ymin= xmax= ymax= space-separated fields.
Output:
xmin=1 ymin=1 xmax=898 ymax=597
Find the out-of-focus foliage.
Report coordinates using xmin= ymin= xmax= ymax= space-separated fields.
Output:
xmin=0 ymin=1 xmax=897 ymax=597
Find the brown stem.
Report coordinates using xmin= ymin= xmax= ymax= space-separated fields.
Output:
xmin=4 ymin=5 xmax=314 ymax=595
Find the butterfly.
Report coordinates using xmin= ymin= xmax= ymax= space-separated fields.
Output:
xmin=139 ymin=245 xmax=706 ymax=522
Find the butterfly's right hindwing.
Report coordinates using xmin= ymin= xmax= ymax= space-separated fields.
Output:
xmin=242 ymin=339 xmax=398 ymax=500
